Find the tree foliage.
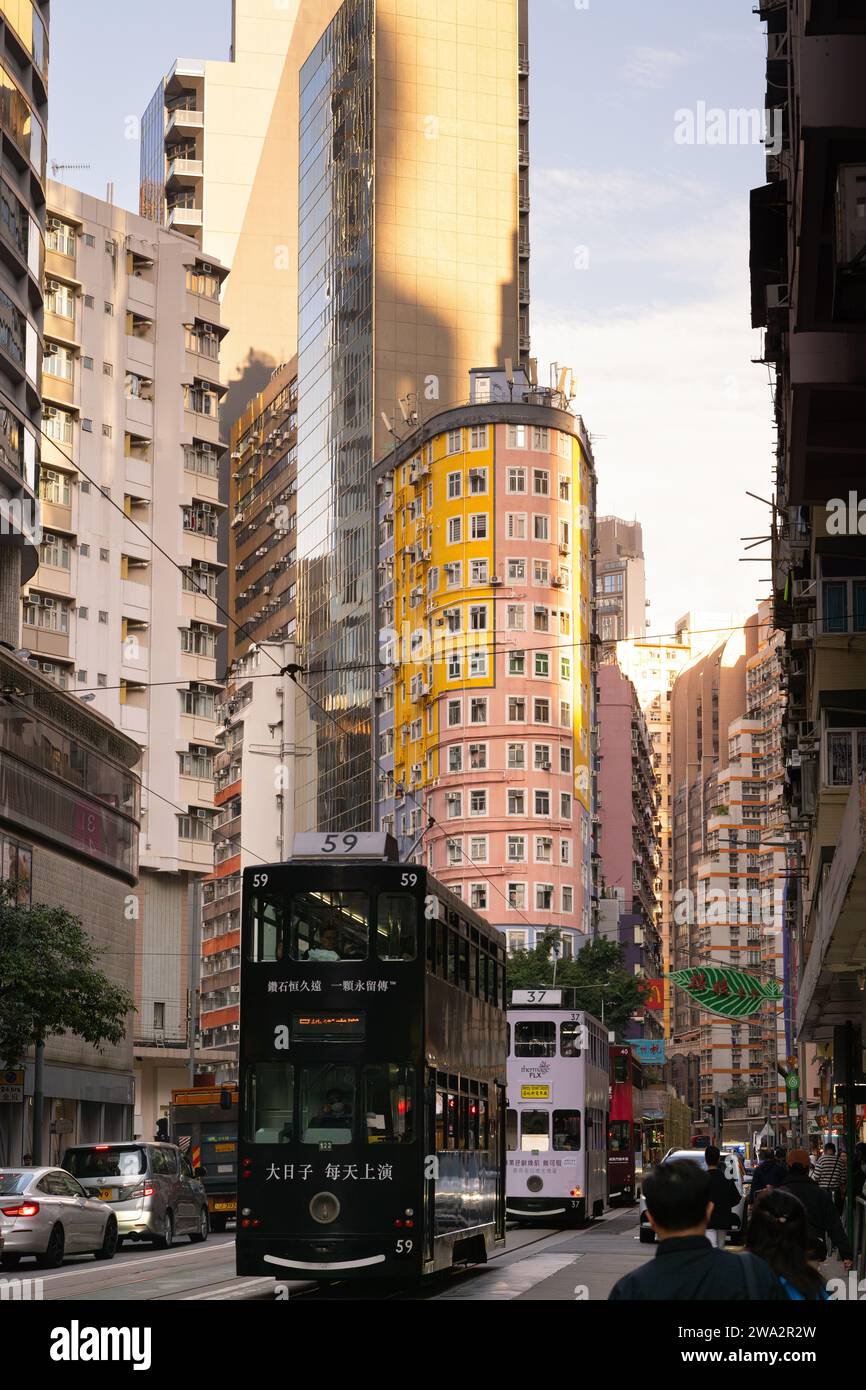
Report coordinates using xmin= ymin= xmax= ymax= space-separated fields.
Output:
xmin=0 ymin=881 xmax=134 ymax=1068
xmin=506 ymin=931 xmax=649 ymax=1040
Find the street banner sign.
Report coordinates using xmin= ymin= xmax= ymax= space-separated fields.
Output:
xmin=0 ymin=1068 xmax=24 ymax=1102
xmin=668 ymin=967 xmax=783 ymax=1018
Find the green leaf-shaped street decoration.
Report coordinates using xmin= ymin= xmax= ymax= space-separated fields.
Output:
xmin=668 ymin=967 xmax=783 ymax=1019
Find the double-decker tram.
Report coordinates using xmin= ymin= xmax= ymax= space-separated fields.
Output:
xmin=236 ymin=833 xmax=507 ymax=1281
xmin=608 ymin=1045 xmax=644 ymax=1205
xmin=505 ymin=990 xmax=609 ymax=1225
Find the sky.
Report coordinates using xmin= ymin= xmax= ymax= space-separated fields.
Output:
xmin=49 ymin=0 xmax=774 ymax=632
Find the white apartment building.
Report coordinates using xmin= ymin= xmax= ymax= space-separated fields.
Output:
xmin=30 ymin=181 xmax=229 ymax=1135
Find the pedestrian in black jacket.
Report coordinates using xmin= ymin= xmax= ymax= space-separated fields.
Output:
xmin=609 ymin=1160 xmax=784 ymax=1301
xmin=778 ymin=1150 xmax=853 ymax=1267
xmin=749 ymin=1146 xmax=787 ymax=1206
xmin=704 ymin=1145 xmax=740 ymax=1247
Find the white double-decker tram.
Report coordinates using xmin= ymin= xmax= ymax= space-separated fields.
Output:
xmin=506 ymin=990 xmax=609 ymax=1225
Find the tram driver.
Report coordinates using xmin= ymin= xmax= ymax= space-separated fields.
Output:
xmin=307 ymin=924 xmax=342 ymax=961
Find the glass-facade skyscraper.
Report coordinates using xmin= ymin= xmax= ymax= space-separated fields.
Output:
xmin=293 ymin=0 xmax=528 ymax=833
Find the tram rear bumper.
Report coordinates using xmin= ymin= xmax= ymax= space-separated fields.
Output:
xmin=506 ymin=1196 xmax=585 ymax=1224
xmin=236 ymin=1235 xmax=419 ymax=1279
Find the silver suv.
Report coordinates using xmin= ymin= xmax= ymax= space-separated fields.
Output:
xmin=61 ymin=1142 xmax=209 ymax=1247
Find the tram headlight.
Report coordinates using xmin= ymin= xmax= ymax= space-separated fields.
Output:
xmin=527 ymin=1176 xmax=543 ymax=1193
xmin=309 ymin=1191 xmax=341 ymax=1225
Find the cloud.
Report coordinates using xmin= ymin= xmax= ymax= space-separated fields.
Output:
xmin=531 ymin=208 xmax=774 ymax=627
xmin=621 ymin=45 xmax=691 ymax=90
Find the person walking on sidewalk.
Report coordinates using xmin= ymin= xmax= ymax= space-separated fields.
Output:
xmin=747 ymin=1189 xmax=830 ymax=1301
xmin=704 ymin=1145 xmax=740 ymax=1248
xmin=812 ymin=1141 xmax=846 ymax=1216
xmin=779 ymin=1149 xmax=853 ymax=1269
xmin=609 ymin=1160 xmax=784 ymax=1300
xmin=749 ymin=1144 xmax=787 ymax=1207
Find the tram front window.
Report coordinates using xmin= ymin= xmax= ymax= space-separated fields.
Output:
xmin=521 ymin=1109 xmax=550 ymax=1152
xmin=250 ymin=893 xmax=285 ymax=963
xmin=560 ymin=1021 xmax=582 ymax=1057
xmin=301 ymin=1065 xmax=355 ymax=1145
xmin=290 ymin=891 xmax=369 ymax=962
xmin=364 ymin=1065 xmax=415 ymax=1143
xmin=245 ymin=1063 xmax=294 ymax=1144
xmin=514 ymin=1021 xmax=556 ymax=1057
xmin=553 ymin=1110 xmax=581 ymax=1151
xmin=609 ymin=1120 xmax=630 ymax=1154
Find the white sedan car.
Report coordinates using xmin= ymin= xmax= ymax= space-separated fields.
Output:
xmin=638 ymin=1149 xmax=746 ymax=1245
xmin=0 ymin=1168 xmax=118 ymax=1268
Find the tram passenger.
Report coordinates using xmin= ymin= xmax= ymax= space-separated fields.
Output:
xmin=312 ymin=1088 xmax=353 ymax=1128
xmin=307 ymin=925 xmax=342 ymax=961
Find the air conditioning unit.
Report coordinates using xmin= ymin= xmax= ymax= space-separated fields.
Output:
xmin=490 ymin=575 xmax=503 ymax=587
xmin=48 ymin=217 xmax=63 ymax=231
xmin=559 ymin=544 xmax=570 ymax=556
xmin=43 ymin=596 xmax=55 ymax=608
xmin=192 ymin=682 xmax=210 ymax=693
xmin=46 ymin=278 xmax=61 ymax=293
xmin=44 ymin=406 xmax=58 ymax=419
xmin=551 ymin=576 xmax=564 ymax=588
xmin=195 ymin=807 xmax=209 ymax=819
xmin=41 ymin=663 xmax=54 ymax=673
xmin=766 ymin=284 xmax=789 ymax=311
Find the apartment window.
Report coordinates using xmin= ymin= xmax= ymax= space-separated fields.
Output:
xmin=508 ymin=790 xmax=527 ymax=816
xmin=470 ymin=560 xmax=489 ymax=585
xmin=825 ymin=729 xmax=866 ymax=786
xmin=448 ymin=745 xmax=463 ymax=774
xmin=468 ymin=428 xmax=488 ymax=453
xmin=180 ymin=688 xmax=216 ymax=719
xmin=560 ymin=746 xmax=572 ymax=774
xmin=534 ymin=698 xmax=551 ymax=724
xmin=183 ymin=566 xmax=217 ymax=600
xmin=125 ymin=371 xmax=152 ymax=400
xmin=78 ymin=607 xmax=88 ymax=620
xmin=104 ymin=302 xmax=114 ymax=316
xmin=560 ymin=611 xmax=570 ymax=635
xmin=181 ymin=626 xmax=216 ymax=658
xmin=533 ymin=468 xmax=550 ymax=496
xmin=39 ymin=469 xmax=71 ymax=506
xmin=534 ymin=652 xmax=550 ymax=679
xmin=470 ymin=513 xmax=488 ymax=541
xmin=427 ymin=567 xmax=439 ymax=593
xmin=821 ymin=579 xmax=866 ymax=635
xmin=82 ymin=356 xmax=93 ymax=370
xmin=39 ymin=534 xmax=71 ymax=569
xmin=534 ymin=744 xmax=552 ymax=770
xmin=559 ymin=475 xmax=571 ymax=501
xmin=182 ymin=505 xmax=218 ymax=539
xmin=23 ymin=596 xmax=70 ymax=633
xmin=535 ymin=790 xmax=551 ymax=817
xmin=469 ymin=835 xmax=488 ymax=862
xmin=447 ymin=699 xmax=462 ymax=727
xmin=43 ymin=343 xmax=74 ymax=381
xmin=469 ymin=650 xmax=488 ymax=677
xmin=46 ymin=281 xmax=75 ymax=318
xmin=533 ymin=607 xmax=549 ymax=634
xmin=98 ymin=610 xmax=108 ymax=624
xmin=77 ymin=670 xmax=87 ymax=683
xmin=507 ymin=558 xmax=526 ymax=582
xmin=447 ymin=651 xmax=462 ymax=680
xmin=559 ymin=519 xmax=570 ymax=549
xmin=470 ymin=884 xmax=488 ymax=911
xmin=447 ymin=516 xmax=462 ymax=545
xmin=470 ymin=698 xmax=487 ymax=725
xmin=508 ymin=651 xmax=526 ymax=676
xmin=533 ymin=427 xmax=549 ymax=451
xmin=534 ymin=515 xmax=549 ymax=542
xmin=180 ymin=750 xmax=214 ymax=780
xmin=507 ymin=425 xmax=527 ymax=449
xmin=446 ymin=792 xmax=463 ymax=820
xmin=561 ymin=792 xmax=573 ymax=819
xmin=533 ymin=559 xmax=550 ymax=586
xmin=506 ymin=512 xmax=527 ymax=539
xmin=81 ymin=418 xmax=93 ymax=433
xmin=469 ymin=789 xmax=487 ymax=817
xmin=184 ymin=381 xmax=219 ymax=417
xmin=536 ymin=883 xmax=554 ymax=911
xmin=184 ymin=443 xmax=219 ymax=478
xmin=507 ymin=884 xmax=527 ymax=912
xmin=507 ymin=835 xmax=527 ymax=863
xmin=561 ymin=656 xmax=572 ymax=681
xmin=561 ymin=701 xmax=572 ymax=726
xmin=178 ymin=814 xmax=213 ymax=842
xmin=446 ymin=837 xmax=463 ymax=866
xmin=468 ymin=469 xmax=488 ymax=497
xmin=507 ymin=744 xmax=526 ymax=771
xmin=445 ymin=562 xmax=462 ymax=588
xmin=470 ymin=604 xmax=488 ymax=630
xmin=506 ymin=604 xmax=526 ymax=631
xmin=99 ymin=547 xmax=109 ymax=562
xmin=79 ymin=543 xmax=89 ymax=557
xmin=507 ymin=467 xmax=527 ymax=493
xmin=43 ymin=408 xmax=74 ymax=445
xmin=535 ymin=835 xmax=553 ymax=863
xmin=560 ymin=838 xmax=572 ymax=865
xmin=508 ymin=697 xmax=526 ymax=723
xmin=447 ymin=471 xmax=462 ymax=499
xmin=561 ymin=886 xmax=574 ymax=913
xmin=468 ymin=742 xmax=488 ymax=770
xmin=447 ymin=428 xmax=462 ymax=455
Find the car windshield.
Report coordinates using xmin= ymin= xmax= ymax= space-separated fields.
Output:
xmin=0 ymin=1172 xmax=33 ymax=1194
xmin=63 ymin=1146 xmax=147 ymax=1178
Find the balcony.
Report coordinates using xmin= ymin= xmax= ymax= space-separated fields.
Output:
xmin=167 ymin=157 xmax=203 ymax=182
xmin=168 ymin=205 xmax=203 ymax=231
xmin=166 ymin=108 xmax=204 ymax=137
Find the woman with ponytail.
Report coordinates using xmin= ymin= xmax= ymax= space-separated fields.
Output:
xmin=745 ymin=1188 xmax=829 ymax=1301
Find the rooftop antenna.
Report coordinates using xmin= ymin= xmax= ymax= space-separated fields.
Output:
xmin=398 ymin=394 xmax=418 ymax=427
xmin=527 ymin=358 xmax=538 ymax=387
xmin=504 ymin=357 xmax=515 ymax=402
xmin=49 ymin=161 xmax=91 ymax=179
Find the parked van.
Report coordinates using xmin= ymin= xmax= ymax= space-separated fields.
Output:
xmin=61 ymin=1142 xmax=209 ymax=1247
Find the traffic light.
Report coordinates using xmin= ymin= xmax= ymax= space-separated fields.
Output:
xmin=703 ymin=1099 xmax=724 ymax=1140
